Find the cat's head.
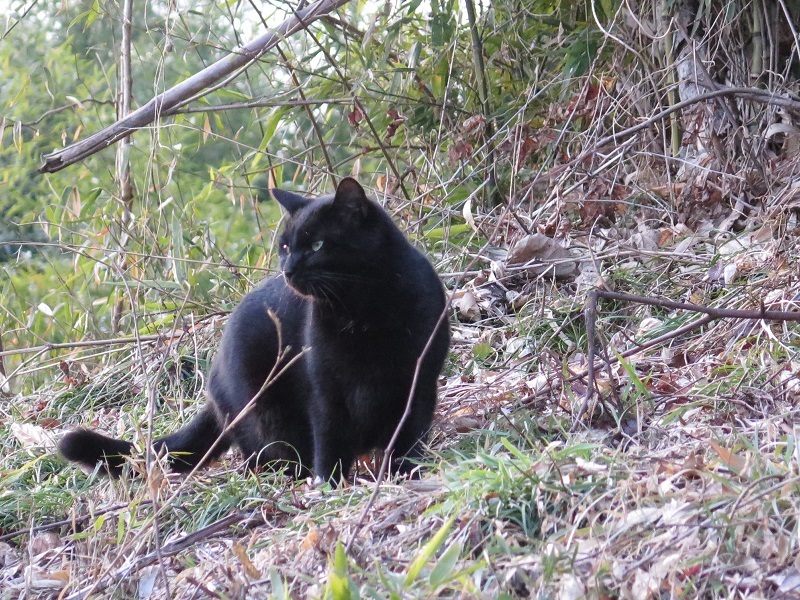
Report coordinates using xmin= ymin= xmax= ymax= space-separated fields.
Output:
xmin=271 ymin=178 xmax=391 ymax=301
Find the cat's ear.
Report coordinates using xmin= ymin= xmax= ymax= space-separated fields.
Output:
xmin=333 ymin=177 xmax=370 ymax=220
xmin=271 ymin=188 xmax=310 ymax=215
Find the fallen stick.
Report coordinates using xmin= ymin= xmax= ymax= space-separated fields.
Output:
xmin=65 ymin=510 xmax=258 ymax=600
xmin=572 ymin=289 xmax=800 ymax=428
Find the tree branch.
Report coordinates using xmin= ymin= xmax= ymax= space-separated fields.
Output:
xmin=581 ymin=86 xmax=800 ymax=160
xmin=595 ymin=289 xmax=800 ymax=322
xmin=39 ymin=0 xmax=353 ymax=173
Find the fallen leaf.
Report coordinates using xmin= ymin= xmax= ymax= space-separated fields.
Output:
xmin=767 ymin=567 xmax=800 ymax=593
xmin=558 ymin=573 xmax=586 ymax=600
xmin=138 ymin=566 xmax=159 ymax=600
xmin=451 ymin=415 xmax=482 ymax=433
xmin=301 ymin=528 xmax=321 ymax=553
xmin=25 ymin=566 xmax=69 ymax=589
xmin=575 ymin=457 xmax=607 ymax=474
xmin=10 ymin=423 xmax=57 ymax=450
xmin=232 ymin=542 xmax=261 ymax=579
xmin=506 ymin=233 xmax=578 ymax=279
xmin=0 ymin=542 xmax=20 ymax=569
xmin=709 ymin=440 xmax=747 ymax=474
xmin=453 ymin=290 xmax=481 ymax=322
xmin=29 ymin=532 xmax=61 ymax=556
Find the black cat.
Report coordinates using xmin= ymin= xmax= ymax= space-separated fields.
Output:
xmin=58 ymin=178 xmax=450 ymax=483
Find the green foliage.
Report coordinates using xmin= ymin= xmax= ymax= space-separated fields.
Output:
xmin=1 ymin=0 xmax=612 ymax=388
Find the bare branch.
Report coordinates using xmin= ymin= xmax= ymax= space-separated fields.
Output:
xmin=39 ymin=0 xmax=353 ymax=173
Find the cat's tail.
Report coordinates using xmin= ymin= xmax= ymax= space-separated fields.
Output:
xmin=58 ymin=406 xmax=230 ymax=477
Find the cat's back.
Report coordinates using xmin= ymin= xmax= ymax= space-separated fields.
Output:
xmin=406 ymin=243 xmax=446 ymax=311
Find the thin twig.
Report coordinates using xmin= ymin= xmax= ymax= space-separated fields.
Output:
xmin=248 ymin=0 xmax=336 ymax=178
xmin=345 ymin=303 xmax=449 ymax=553
xmin=595 ymin=289 xmax=800 ymax=322
xmin=575 ymin=86 xmax=800 ymax=164
xmin=282 ymin=4 xmax=411 ymax=200
xmin=464 ymin=0 xmax=499 ymax=208
xmin=569 ymin=286 xmax=800 ymax=427
xmin=520 ymin=313 xmax=716 ymax=410
xmin=0 ymin=334 xmax=172 ymax=359
xmin=172 ymin=97 xmax=351 ymax=113
xmin=0 ymin=501 xmax=153 ymax=543
xmin=65 ymin=511 xmax=256 ymax=600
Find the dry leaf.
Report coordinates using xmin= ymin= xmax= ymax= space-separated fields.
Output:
xmin=348 ymin=107 xmax=364 ymax=128
xmin=0 ymin=373 xmax=10 ymax=395
xmin=558 ymin=573 xmax=586 ymax=600
xmin=461 ymin=114 xmax=486 ymax=137
xmin=231 ymin=542 xmax=261 ymax=579
xmin=29 ymin=532 xmax=61 ymax=556
xmin=767 ymin=567 xmax=800 ymax=593
xmin=636 ymin=317 xmax=663 ymax=338
xmin=575 ymin=457 xmax=607 ymax=474
xmin=506 ymin=233 xmax=578 ymax=279
xmin=0 ymin=542 xmax=19 ymax=570
xmin=462 ymin=196 xmax=478 ymax=233
xmin=453 ymin=290 xmax=481 ymax=322
xmin=448 ymin=136 xmax=473 ymax=163
xmin=709 ymin=440 xmax=747 ymax=474
xmin=10 ymin=423 xmax=56 ymax=450
xmin=301 ymin=528 xmax=321 ymax=553
xmin=138 ymin=566 xmax=159 ymax=600
xmin=385 ymin=108 xmax=406 ymax=140
xmin=25 ymin=566 xmax=69 ymax=589
xmin=202 ymin=115 xmax=211 ymax=142
xmin=451 ymin=415 xmax=482 ymax=433
xmin=630 ymin=568 xmax=658 ymax=600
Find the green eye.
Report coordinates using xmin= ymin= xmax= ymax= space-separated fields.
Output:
xmin=311 ymin=240 xmax=324 ymax=252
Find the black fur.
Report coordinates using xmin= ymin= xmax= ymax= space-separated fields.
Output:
xmin=58 ymin=178 xmax=450 ymax=483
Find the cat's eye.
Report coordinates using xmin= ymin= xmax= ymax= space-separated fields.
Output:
xmin=280 ymin=243 xmax=290 ymax=253
xmin=311 ymin=240 xmax=324 ymax=252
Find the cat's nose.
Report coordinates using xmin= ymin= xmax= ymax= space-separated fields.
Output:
xmin=282 ymin=255 xmax=297 ymax=278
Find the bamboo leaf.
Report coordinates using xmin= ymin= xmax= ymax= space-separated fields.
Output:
xmin=404 ymin=516 xmax=455 ymax=586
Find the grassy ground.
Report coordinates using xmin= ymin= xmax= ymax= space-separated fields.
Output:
xmin=3 ymin=186 xmax=800 ymax=599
